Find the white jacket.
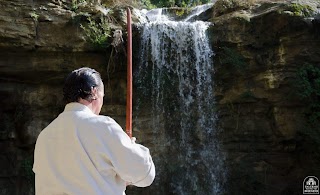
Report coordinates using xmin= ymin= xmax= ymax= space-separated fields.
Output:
xmin=33 ymin=102 xmax=155 ymax=195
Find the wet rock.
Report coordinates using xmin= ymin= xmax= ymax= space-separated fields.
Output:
xmin=212 ymin=0 xmax=320 ymax=194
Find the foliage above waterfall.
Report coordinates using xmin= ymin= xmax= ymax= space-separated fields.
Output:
xmin=71 ymin=0 xmax=213 ymax=10
xmin=148 ymin=0 xmax=211 ymax=8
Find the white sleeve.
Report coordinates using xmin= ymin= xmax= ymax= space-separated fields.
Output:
xmin=81 ymin=117 xmax=156 ymax=187
xmin=132 ymin=157 xmax=155 ymax=187
xmin=105 ymin=121 xmax=156 ymax=187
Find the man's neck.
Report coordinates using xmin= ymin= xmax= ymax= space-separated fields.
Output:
xmin=78 ymin=99 xmax=96 ymax=114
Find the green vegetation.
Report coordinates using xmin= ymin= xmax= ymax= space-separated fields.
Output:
xmin=139 ymin=0 xmax=156 ymax=9
xmin=174 ymin=8 xmax=188 ymax=16
xmin=70 ymin=0 xmax=111 ymax=48
xmin=296 ymin=63 xmax=320 ymax=160
xmin=71 ymin=0 xmax=215 ymax=48
xmin=71 ymin=0 xmax=87 ymax=11
xmin=29 ymin=11 xmax=39 ymax=22
xmin=296 ymin=63 xmax=320 ymax=124
xmin=149 ymin=0 xmax=211 ymax=8
xmin=80 ymin=17 xmax=111 ymax=48
xmin=102 ymin=0 xmax=211 ymax=8
xmin=285 ymin=3 xmax=316 ymax=17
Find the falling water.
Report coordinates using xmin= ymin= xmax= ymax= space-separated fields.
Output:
xmin=134 ymin=4 xmax=225 ymax=195
xmin=183 ymin=3 xmax=213 ymax=22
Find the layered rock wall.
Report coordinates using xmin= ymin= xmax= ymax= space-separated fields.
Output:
xmin=211 ymin=1 xmax=320 ymax=194
xmin=0 ymin=1 xmax=127 ymax=194
xmin=0 ymin=0 xmax=320 ymax=194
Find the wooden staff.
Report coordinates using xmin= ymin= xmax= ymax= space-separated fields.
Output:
xmin=126 ymin=7 xmax=132 ymax=138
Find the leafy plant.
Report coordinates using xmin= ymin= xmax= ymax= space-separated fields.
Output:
xmin=71 ymin=0 xmax=87 ymax=11
xmin=149 ymin=0 xmax=211 ymax=8
xmin=285 ymin=3 xmax=316 ymax=17
xmin=29 ymin=11 xmax=39 ymax=22
xmin=80 ymin=17 xmax=111 ymax=48
xmin=296 ymin=63 xmax=320 ymax=124
xmin=139 ymin=0 xmax=156 ymax=9
xmin=296 ymin=64 xmax=320 ymax=98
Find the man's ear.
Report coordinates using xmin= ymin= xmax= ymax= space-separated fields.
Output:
xmin=91 ymin=87 xmax=98 ymax=100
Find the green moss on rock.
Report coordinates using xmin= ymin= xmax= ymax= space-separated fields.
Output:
xmin=284 ymin=3 xmax=317 ymax=17
xmin=213 ymin=0 xmax=256 ymax=17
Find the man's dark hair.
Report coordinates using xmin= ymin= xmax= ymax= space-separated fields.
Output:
xmin=63 ymin=67 xmax=102 ymax=103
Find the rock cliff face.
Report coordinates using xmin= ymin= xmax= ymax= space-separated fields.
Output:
xmin=0 ymin=0 xmax=127 ymax=194
xmin=211 ymin=1 xmax=320 ymax=194
xmin=0 ymin=0 xmax=319 ymax=194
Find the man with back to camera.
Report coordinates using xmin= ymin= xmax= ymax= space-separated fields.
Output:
xmin=33 ymin=67 xmax=155 ymax=195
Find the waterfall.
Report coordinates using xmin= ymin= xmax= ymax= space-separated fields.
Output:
xmin=134 ymin=4 xmax=225 ymax=195
xmin=183 ymin=3 xmax=213 ymax=22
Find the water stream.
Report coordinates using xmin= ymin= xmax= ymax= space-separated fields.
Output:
xmin=134 ymin=4 xmax=225 ymax=194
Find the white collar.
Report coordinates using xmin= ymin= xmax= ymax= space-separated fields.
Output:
xmin=64 ymin=102 xmax=93 ymax=114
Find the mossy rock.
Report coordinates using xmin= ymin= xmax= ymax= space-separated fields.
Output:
xmin=283 ymin=2 xmax=318 ymax=17
xmin=213 ymin=0 xmax=256 ymax=17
